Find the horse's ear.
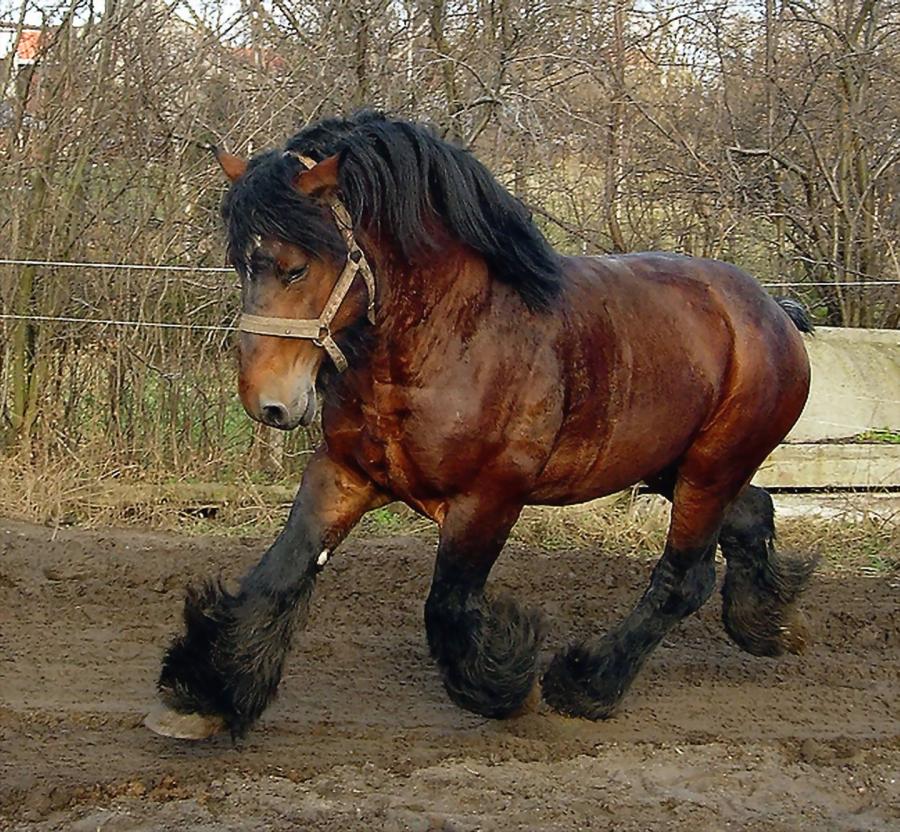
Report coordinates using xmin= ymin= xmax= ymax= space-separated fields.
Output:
xmin=295 ymin=154 xmax=340 ymax=197
xmin=214 ymin=148 xmax=247 ymax=182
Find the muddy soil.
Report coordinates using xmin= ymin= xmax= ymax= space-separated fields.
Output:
xmin=0 ymin=518 xmax=897 ymax=831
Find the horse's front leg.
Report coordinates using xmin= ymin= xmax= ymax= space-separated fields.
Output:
xmin=425 ymin=497 xmax=545 ymax=718
xmin=148 ymin=451 xmax=385 ymax=739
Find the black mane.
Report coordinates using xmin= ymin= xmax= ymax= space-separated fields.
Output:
xmin=222 ymin=111 xmax=563 ymax=310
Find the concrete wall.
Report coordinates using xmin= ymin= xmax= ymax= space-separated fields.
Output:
xmin=758 ymin=326 xmax=899 ymax=489
xmin=787 ymin=326 xmax=899 ymax=442
xmin=755 ymin=443 xmax=900 ymax=489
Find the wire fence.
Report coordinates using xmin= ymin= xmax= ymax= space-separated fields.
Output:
xmin=2 ymin=257 xmax=898 ymax=334
xmin=0 ymin=258 xmax=233 ymax=273
xmin=2 ymin=256 xmax=899 ymax=285
xmin=0 ymin=256 xmax=895 ymax=523
xmin=0 ymin=313 xmax=237 ymax=332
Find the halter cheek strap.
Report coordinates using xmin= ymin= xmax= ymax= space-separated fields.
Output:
xmin=237 ymin=154 xmax=376 ymax=373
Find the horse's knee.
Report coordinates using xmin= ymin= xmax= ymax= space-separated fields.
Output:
xmin=425 ymin=587 xmax=544 ymax=718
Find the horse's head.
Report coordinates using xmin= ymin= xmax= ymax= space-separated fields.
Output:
xmin=217 ymin=150 xmax=372 ymax=430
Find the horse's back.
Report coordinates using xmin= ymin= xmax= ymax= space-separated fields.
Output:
xmin=589 ymin=253 xmax=812 ymax=429
xmin=530 ymin=252 xmax=810 ymax=503
xmin=568 ymin=252 xmax=809 ymax=384
xmin=572 ymin=252 xmax=794 ymax=331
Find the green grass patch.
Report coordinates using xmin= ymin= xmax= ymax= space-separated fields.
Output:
xmin=852 ymin=428 xmax=900 ymax=444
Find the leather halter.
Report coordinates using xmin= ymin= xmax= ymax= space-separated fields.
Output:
xmin=237 ymin=153 xmax=376 ymax=372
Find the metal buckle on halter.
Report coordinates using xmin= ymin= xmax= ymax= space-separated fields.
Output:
xmin=312 ymin=323 xmax=331 ymax=348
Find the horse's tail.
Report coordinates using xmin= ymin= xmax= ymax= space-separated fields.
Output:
xmin=774 ymin=297 xmax=814 ymax=334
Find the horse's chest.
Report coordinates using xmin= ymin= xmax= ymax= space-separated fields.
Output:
xmin=353 ymin=382 xmax=472 ymax=500
xmin=354 ymin=387 xmax=419 ymax=493
xmin=357 ymin=406 xmax=402 ymax=475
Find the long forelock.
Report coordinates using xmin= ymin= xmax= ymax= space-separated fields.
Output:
xmin=222 ymin=150 xmax=345 ymax=271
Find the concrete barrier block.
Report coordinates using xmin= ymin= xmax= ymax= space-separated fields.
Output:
xmin=755 ymin=443 xmax=900 ymax=489
xmin=788 ymin=326 xmax=900 ymax=442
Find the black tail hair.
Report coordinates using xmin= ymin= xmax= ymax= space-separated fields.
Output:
xmin=775 ymin=297 xmax=814 ymax=334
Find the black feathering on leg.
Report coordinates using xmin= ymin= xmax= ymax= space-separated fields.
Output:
xmin=542 ymin=637 xmax=635 ymax=720
xmin=542 ymin=548 xmax=716 ymax=720
xmin=721 ymin=540 xmax=817 ymax=656
xmin=720 ymin=486 xmax=817 ymax=656
xmin=158 ymin=573 xmax=315 ymax=738
xmin=426 ymin=587 xmax=545 ymax=718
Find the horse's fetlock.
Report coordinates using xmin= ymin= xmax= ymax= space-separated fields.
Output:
xmin=158 ymin=578 xmax=313 ymax=736
xmin=542 ymin=639 xmax=631 ymax=720
xmin=721 ymin=549 xmax=815 ymax=657
xmin=429 ymin=592 xmax=544 ymax=719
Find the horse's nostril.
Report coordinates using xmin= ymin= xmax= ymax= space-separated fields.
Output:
xmin=261 ymin=402 xmax=289 ymax=427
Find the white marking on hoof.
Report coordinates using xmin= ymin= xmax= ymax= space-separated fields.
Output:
xmin=317 ymin=549 xmax=330 ymax=567
xmin=144 ymin=704 xmax=225 ymax=740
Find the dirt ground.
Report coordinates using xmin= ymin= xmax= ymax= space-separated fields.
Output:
xmin=0 ymin=518 xmax=897 ymax=831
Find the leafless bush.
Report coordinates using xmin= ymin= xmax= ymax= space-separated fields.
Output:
xmin=0 ymin=0 xmax=897 ymax=492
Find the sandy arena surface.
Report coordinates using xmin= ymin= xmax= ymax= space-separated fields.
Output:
xmin=0 ymin=518 xmax=897 ymax=831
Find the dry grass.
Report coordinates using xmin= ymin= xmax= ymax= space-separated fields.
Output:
xmin=513 ymin=494 xmax=898 ymax=576
xmin=0 ymin=449 xmax=292 ymax=532
xmin=777 ymin=512 xmax=899 ymax=576
xmin=1 ymin=456 xmax=895 ymax=576
xmin=511 ymin=492 xmax=670 ymax=556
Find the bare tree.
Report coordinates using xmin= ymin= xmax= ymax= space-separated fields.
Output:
xmin=0 ymin=0 xmax=896 ymax=478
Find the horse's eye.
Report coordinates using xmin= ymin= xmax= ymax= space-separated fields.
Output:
xmin=285 ymin=264 xmax=309 ymax=283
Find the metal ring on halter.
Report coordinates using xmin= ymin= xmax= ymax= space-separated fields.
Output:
xmin=312 ymin=323 xmax=331 ymax=348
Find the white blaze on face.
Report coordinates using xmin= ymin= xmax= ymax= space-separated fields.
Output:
xmin=244 ymin=234 xmax=263 ymax=265
xmin=316 ymin=549 xmax=330 ymax=567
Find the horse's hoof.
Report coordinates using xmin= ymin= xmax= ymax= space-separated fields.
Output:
xmin=541 ymin=648 xmax=621 ymax=720
xmin=144 ymin=703 xmax=225 ymax=740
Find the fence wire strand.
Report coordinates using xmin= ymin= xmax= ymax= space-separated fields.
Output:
xmin=0 ymin=313 xmax=236 ymax=332
xmin=0 ymin=258 xmax=233 ymax=273
xmin=1 ymin=258 xmax=897 ymax=333
xmin=1 ymin=256 xmax=898 ymax=286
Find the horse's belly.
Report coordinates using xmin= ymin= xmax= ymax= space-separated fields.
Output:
xmin=530 ymin=380 xmax=715 ymax=504
xmin=530 ymin=434 xmax=687 ymax=504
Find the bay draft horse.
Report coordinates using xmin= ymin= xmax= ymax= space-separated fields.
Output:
xmin=146 ymin=111 xmax=815 ymax=740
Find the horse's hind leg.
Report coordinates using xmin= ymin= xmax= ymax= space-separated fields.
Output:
xmin=542 ymin=475 xmax=734 ymax=720
xmin=720 ymin=485 xmax=816 ymax=656
xmin=425 ymin=497 xmax=545 ymax=718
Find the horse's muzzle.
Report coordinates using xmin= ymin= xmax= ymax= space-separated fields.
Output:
xmin=254 ymin=385 xmax=317 ymax=430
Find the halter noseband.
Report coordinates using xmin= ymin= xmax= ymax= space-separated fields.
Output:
xmin=237 ymin=153 xmax=376 ymax=373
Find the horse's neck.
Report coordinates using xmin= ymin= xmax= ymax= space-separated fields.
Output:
xmin=366 ymin=241 xmax=493 ymax=369
xmin=371 ymin=238 xmax=489 ymax=326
